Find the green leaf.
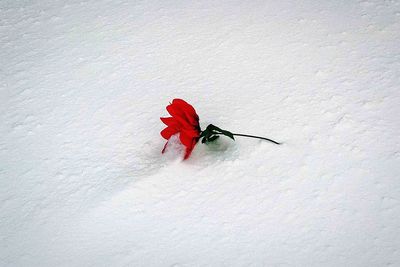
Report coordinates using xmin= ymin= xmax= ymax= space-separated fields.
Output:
xmin=208 ymin=135 xmax=219 ymax=142
xmin=202 ymin=124 xmax=235 ymax=142
xmin=208 ymin=124 xmax=234 ymax=140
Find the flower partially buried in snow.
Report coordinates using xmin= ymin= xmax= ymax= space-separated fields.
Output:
xmin=161 ymin=98 xmax=281 ymax=160
xmin=160 ymin=99 xmax=201 ymax=159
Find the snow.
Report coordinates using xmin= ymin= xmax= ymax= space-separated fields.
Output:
xmin=1 ymin=0 xmax=400 ymax=266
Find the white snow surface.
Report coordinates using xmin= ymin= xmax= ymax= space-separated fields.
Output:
xmin=1 ymin=0 xmax=400 ymax=266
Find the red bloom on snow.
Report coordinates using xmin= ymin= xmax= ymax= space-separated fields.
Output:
xmin=161 ymin=99 xmax=281 ymax=160
xmin=160 ymin=99 xmax=201 ymax=159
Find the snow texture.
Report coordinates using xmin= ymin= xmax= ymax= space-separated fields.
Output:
xmin=1 ymin=0 xmax=400 ymax=266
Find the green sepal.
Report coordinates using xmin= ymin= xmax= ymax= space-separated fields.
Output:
xmin=200 ymin=124 xmax=235 ymax=144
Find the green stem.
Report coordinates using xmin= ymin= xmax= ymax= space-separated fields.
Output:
xmin=232 ymin=133 xmax=281 ymax=145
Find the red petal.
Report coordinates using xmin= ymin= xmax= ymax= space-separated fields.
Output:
xmin=183 ymin=139 xmax=197 ymax=160
xmin=167 ymin=99 xmax=199 ymax=128
xmin=173 ymin=99 xmax=199 ymax=126
xmin=179 ymin=132 xmax=193 ymax=147
xmin=166 ymin=103 xmax=185 ymax=119
xmin=172 ymin=99 xmax=197 ymax=117
xmin=160 ymin=117 xmax=178 ymax=127
xmin=179 ymin=132 xmax=199 ymax=160
xmin=160 ymin=127 xmax=178 ymax=139
xmin=181 ymin=128 xmax=200 ymax=138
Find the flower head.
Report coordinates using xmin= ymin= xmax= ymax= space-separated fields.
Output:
xmin=160 ymin=99 xmax=201 ymax=159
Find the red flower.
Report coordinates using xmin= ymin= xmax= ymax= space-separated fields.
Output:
xmin=160 ymin=99 xmax=201 ymax=159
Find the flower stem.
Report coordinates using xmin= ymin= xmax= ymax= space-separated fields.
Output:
xmin=232 ymin=133 xmax=281 ymax=145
